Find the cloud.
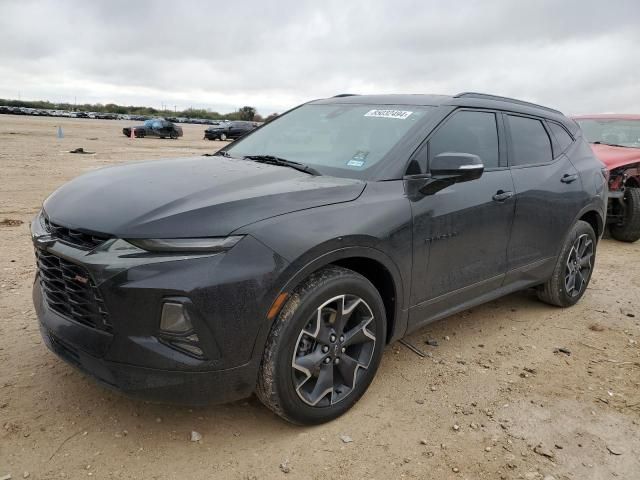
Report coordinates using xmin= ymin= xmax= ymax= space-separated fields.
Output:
xmin=0 ymin=0 xmax=638 ymax=114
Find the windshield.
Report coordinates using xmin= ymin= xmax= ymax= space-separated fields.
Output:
xmin=576 ymin=119 xmax=640 ymax=148
xmin=225 ymin=103 xmax=433 ymax=178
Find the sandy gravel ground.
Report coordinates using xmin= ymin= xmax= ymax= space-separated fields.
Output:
xmin=0 ymin=115 xmax=638 ymax=480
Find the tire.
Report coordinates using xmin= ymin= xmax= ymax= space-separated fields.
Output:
xmin=537 ymin=220 xmax=596 ymax=307
xmin=219 ymin=133 xmax=227 ymax=141
xmin=257 ymin=266 xmax=386 ymax=425
xmin=610 ymin=187 xmax=640 ymax=243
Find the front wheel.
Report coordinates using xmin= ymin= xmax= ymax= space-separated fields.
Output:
xmin=537 ymin=220 xmax=596 ymax=307
xmin=610 ymin=187 xmax=640 ymax=243
xmin=257 ymin=266 xmax=386 ymax=425
xmin=219 ymin=133 xmax=227 ymax=141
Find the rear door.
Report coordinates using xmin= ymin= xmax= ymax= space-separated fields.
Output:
xmin=504 ymin=114 xmax=583 ymax=278
xmin=408 ymin=109 xmax=516 ymax=327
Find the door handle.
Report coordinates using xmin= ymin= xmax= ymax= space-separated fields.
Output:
xmin=561 ymin=173 xmax=578 ymax=184
xmin=492 ymin=190 xmax=514 ymax=202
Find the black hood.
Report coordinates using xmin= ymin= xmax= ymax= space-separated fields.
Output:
xmin=43 ymin=156 xmax=365 ymax=238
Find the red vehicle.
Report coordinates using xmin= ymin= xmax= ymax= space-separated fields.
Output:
xmin=573 ymin=114 xmax=640 ymax=242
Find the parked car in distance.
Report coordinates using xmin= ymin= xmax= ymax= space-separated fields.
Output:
xmin=573 ymin=114 xmax=640 ymax=242
xmin=32 ymin=92 xmax=606 ymax=425
xmin=204 ymin=120 xmax=257 ymax=141
xmin=122 ymin=118 xmax=183 ymax=139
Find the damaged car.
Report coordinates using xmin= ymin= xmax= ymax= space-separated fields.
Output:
xmin=573 ymin=114 xmax=640 ymax=242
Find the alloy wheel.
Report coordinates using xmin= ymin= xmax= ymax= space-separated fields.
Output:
xmin=291 ymin=294 xmax=376 ymax=407
xmin=564 ymin=233 xmax=594 ymax=297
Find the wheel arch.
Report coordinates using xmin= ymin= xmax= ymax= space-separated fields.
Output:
xmin=273 ymin=247 xmax=407 ymax=346
xmin=579 ymin=209 xmax=604 ymax=239
xmin=626 ymin=176 xmax=640 ymax=188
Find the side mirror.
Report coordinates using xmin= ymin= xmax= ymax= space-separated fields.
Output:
xmin=430 ymin=152 xmax=484 ymax=182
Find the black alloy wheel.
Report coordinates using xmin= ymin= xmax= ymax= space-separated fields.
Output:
xmin=564 ymin=233 xmax=594 ymax=298
xmin=291 ymin=294 xmax=376 ymax=407
xmin=537 ymin=220 xmax=597 ymax=307
xmin=257 ymin=266 xmax=386 ymax=424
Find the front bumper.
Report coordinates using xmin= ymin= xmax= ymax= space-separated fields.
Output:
xmin=31 ymin=215 xmax=289 ymax=404
xmin=36 ymin=284 xmax=258 ymax=404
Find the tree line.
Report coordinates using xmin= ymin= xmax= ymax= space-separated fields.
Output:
xmin=0 ymin=98 xmax=278 ymax=122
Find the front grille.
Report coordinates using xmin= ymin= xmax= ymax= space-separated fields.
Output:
xmin=36 ymin=249 xmax=112 ymax=332
xmin=42 ymin=214 xmax=110 ymax=250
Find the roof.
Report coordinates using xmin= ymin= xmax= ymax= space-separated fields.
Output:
xmin=572 ymin=114 xmax=640 ymax=121
xmin=312 ymin=94 xmax=451 ymax=107
xmin=312 ymin=92 xmax=566 ymax=121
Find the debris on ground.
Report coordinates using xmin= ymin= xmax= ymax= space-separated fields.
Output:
xmin=0 ymin=219 xmax=23 ymax=227
xmin=399 ymin=339 xmax=426 ymax=357
xmin=606 ymin=445 xmax=624 ymax=455
xmin=190 ymin=431 xmax=202 ymax=442
xmin=554 ymin=347 xmax=571 ymax=356
xmin=69 ymin=147 xmax=95 ymax=154
xmin=279 ymin=460 xmax=291 ymax=474
xmin=533 ymin=443 xmax=555 ymax=459
xmin=340 ymin=435 xmax=353 ymax=444
xmin=589 ymin=323 xmax=606 ymax=332
xmin=425 ymin=339 xmax=439 ymax=346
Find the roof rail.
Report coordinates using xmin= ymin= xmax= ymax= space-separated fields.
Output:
xmin=453 ymin=92 xmax=562 ymax=115
xmin=332 ymin=93 xmax=359 ymax=98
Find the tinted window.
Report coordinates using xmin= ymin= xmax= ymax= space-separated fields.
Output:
xmin=548 ymin=122 xmax=573 ymax=154
xmin=508 ymin=115 xmax=553 ymax=166
xmin=429 ymin=111 xmax=499 ymax=168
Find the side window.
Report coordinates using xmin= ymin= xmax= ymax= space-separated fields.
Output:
xmin=507 ymin=115 xmax=553 ymax=166
xmin=547 ymin=122 xmax=573 ymax=154
xmin=429 ymin=111 xmax=499 ymax=169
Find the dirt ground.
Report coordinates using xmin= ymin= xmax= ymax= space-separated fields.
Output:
xmin=0 ymin=115 xmax=638 ymax=480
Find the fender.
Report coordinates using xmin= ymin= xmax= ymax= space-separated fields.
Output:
xmin=249 ymin=244 xmax=409 ymax=362
xmin=570 ymin=201 xmax=606 ymax=240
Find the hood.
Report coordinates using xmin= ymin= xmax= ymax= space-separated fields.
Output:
xmin=590 ymin=144 xmax=640 ymax=171
xmin=43 ymin=156 xmax=365 ymax=238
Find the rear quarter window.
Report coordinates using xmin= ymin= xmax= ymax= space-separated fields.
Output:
xmin=547 ymin=122 xmax=574 ymax=155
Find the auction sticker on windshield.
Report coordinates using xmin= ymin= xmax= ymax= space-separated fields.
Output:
xmin=364 ymin=109 xmax=413 ymax=120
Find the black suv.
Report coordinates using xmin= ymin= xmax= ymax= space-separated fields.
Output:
xmin=204 ymin=120 xmax=257 ymax=141
xmin=32 ymin=93 xmax=606 ymax=424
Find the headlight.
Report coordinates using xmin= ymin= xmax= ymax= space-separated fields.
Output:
xmin=126 ymin=236 xmax=243 ymax=253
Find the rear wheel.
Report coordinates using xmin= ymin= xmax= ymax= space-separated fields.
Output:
xmin=219 ymin=133 xmax=227 ymax=141
xmin=537 ymin=220 xmax=596 ymax=307
xmin=610 ymin=187 xmax=640 ymax=243
xmin=257 ymin=266 xmax=386 ymax=425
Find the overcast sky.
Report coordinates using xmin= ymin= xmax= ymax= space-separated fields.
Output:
xmin=0 ymin=0 xmax=638 ymax=115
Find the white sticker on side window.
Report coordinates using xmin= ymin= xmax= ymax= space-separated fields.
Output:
xmin=364 ymin=109 xmax=413 ymax=120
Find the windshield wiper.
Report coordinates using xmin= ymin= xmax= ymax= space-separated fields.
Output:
xmin=244 ymin=155 xmax=321 ymax=176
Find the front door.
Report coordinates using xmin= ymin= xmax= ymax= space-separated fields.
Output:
xmin=408 ymin=109 xmax=516 ymax=328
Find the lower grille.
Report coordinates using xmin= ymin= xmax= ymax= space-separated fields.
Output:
xmin=36 ymin=249 xmax=112 ymax=332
